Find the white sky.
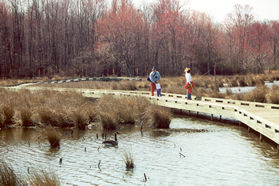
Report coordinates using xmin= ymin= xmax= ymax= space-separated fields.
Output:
xmin=132 ymin=0 xmax=279 ymax=23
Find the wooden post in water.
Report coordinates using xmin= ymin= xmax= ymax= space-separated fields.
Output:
xmin=211 ymin=114 xmax=213 ymax=120
xmin=260 ymin=134 xmax=263 ymax=141
xmin=219 ymin=115 xmax=222 ymax=120
xmin=248 ymin=127 xmax=251 ymax=133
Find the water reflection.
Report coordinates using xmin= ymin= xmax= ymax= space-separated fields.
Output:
xmin=0 ymin=117 xmax=279 ymax=185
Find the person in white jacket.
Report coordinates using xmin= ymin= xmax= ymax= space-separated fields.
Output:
xmin=184 ymin=67 xmax=194 ymax=100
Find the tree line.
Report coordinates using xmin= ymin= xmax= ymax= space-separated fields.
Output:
xmin=0 ymin=0 xmax=278 ymax=78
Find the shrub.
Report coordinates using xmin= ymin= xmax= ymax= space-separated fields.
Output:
xmin=39 ymin=110 xmax=73 ymax=128
xmin=2 ymin=105 xmax=15 ymax=126
xmin=39 ymin=109 xmax=56 ymax=126
xmin=0 ymin=113 xmax=4 ymax=128
xmin=99 ymin=112 xmax=117 ymax=131
xmin=73 ymin=111 xmax=88 ymax=130
xmin=233 ymin=85 xmax=268 ymax=103
xmin=238 ymin=78 xmax=247 ymax=87
xmin=20 ymin=108 xmax=34 ymax=127
xmin=269 ymin=86 xmax=279 ymax=104
xmin=145 ymin=105 xmax=171 ymax=129
xmin=44 ymin=127 xmax=61 ymax=148
xmin=248 ymin=85 xmax=268 ymax=103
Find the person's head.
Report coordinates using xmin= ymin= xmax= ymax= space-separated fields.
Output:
xmin=185 ymin=67 xmax=191 ymax=73
xmin=152 ymin=66 xmax=157 ymax=72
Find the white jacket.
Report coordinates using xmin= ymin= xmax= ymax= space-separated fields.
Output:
xmin=185 ymin=72 xmax=192 ymax=83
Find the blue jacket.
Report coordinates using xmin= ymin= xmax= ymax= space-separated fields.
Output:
xmin=149 ymin=71 xmax=161 ymax=83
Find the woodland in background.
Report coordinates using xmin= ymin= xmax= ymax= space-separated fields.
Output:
xmin=0 ymin=0 xmax=279 ymax=78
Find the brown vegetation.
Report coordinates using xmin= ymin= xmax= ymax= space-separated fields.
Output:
xmin=145 ymin=106 xmax=172 ymax=129
xmin=232 ymin=85 xmax=268 ymax=103
xmin=97 ymin=96 xmax=150 ymax=130
xmin=2 ymin=105 xmax=15 ymax=127
xmin=268 ymin=86 xmax=279 ymax=104
xmin=28 ymin=172 xmax=60 ymax=186
xmin=0 ymin=89 xmax=96 ymax=129
xmin=0 ymin=161 xmax=60 ymax=186
xmin=123 ymin=152 xmax=134 ymax=170
xmin=0 ymin=161 xmax=25 ymax=186
xmin=20 ymin=108 xmax=34 ymax=127
xmin=44 ymin=127 xmax=61 ymax=148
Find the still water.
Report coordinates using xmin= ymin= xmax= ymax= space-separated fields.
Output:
xmin=219 ymin=80 xmax=279 ymax=94
xmin=1 ymin=117 xmax=279 ymax=185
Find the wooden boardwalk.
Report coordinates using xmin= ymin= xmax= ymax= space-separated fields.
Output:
xmin=4 ymin=86 xmax=279 ymax=147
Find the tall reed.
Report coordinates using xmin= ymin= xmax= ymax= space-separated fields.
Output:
xmin=0 ymin=161 xmax=25 ymax=186
xmin=2 ymin=105 xmax=15 ymax=126
xmin=28 ymin=171 xmax=60 ymax=186
xmin=123 ymin=152 xmax=134 ymax=170
xmin=20 ymin=108 xmax=34 ymax=127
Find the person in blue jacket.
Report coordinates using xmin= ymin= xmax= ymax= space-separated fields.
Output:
xmin=149 ymin=66 xmax=161 ymax=96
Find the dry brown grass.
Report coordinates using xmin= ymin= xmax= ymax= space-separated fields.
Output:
xmin=123 ymin=152 xmax=134 ymax=170
xmin=0 ymin=113 xmax=4 ymax=128
xmin=0 ymin=161 xmax=25 ymax=186
xmin=20 ymin=108 xmax=34 ymax=127
xmin=145 ymin=105 xmax=171 ymax=129
xmin=231 ymin=85 xmax=268 ymax=103
xmin=44 ymin=126 xmax=61 ymax=148
xmin=28 ymin=171 xmax=60 ymax=186
xmin=2 ymin=105 xmax=15 ymax=126
xmin=39 ymin=80 xmax=142 ymax=91
xmin=268 ymin=85 xmax=279 ymax=104
xmin=99 ymin=111 xmax=117 ymax=130
xmin=97 ymin=96 xmax=150 ymax=130
xmin=0 ymin=89 xmax=96 ymax=129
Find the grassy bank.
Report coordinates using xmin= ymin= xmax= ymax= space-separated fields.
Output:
xmin=0 ymin=89 xmax=172 ymax=130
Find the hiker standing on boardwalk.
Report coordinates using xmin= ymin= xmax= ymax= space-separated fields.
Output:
xmin=184 ymin=67 xmax=194 ymax=100
xmin=149 ymin=66 xmax=161 ymax=96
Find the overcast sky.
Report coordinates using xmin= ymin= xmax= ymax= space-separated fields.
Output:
xmin=132 ymin=0 xmax=279 ymax=23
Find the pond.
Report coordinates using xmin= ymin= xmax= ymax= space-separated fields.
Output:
xmin=219 ymin=80 xmax=279 ymax=94
xmin=1 ymin=117 xmax=279 ymax=185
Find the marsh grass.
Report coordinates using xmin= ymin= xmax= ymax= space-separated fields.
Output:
xmin=0 ymin=161 xmax=25 ymax=186
xmin=123 ymin=152 xmax=134 ymax=170
xmin=28 ymin=171 xmax=60 ymax=186
xmin=145 ymin=105 xmax=171 ymax=129
xmin=0 ymin=89 xmax=95 ymax=128
xmin=99 ymin=111 xmax=117 ymax=130
xmin=269 ymin=86 xmax=279 ymax=104
xmin=20 ymin=108 xmax=34 ymax=127
xmin=2 ymin=105 xmax=15 ymax=126
xmin=73 ymin=111 xmax=88 ymax=130
xmin=0 ymin=113 xmax=4 ymax=128
xmin=97 ymin=96 xmax=150 ymax=130
xmin=44 ymin=127 xmax=61 ymax=148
